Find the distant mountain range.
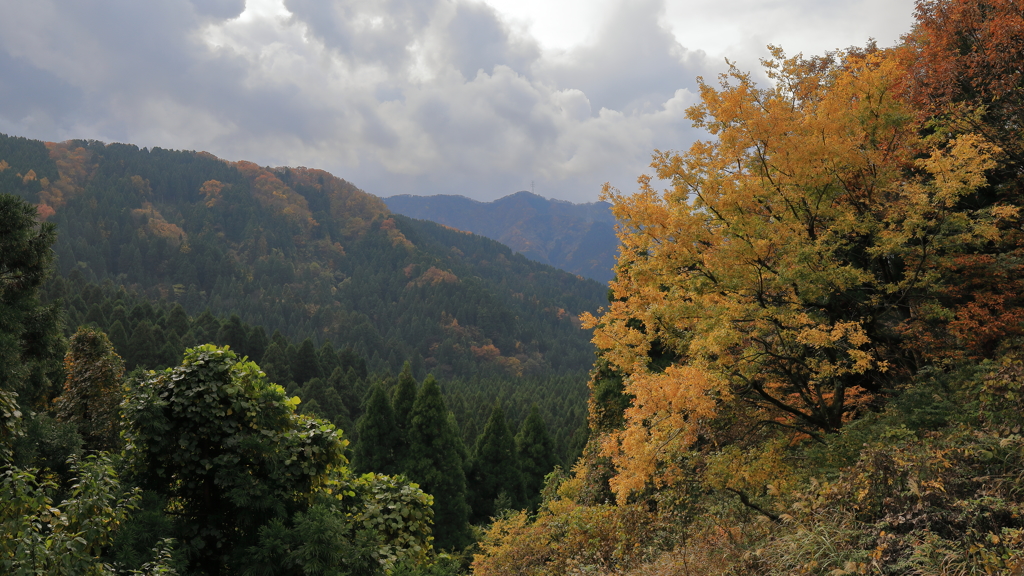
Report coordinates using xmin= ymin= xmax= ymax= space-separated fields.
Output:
xmin=384 ymin=191 xmax=619 ymax=283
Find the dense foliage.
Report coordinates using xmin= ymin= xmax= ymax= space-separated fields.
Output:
xmin=0 ymin=138 xmax=605 ymax=380
xmin=473 ymin=1 xmax=1024 ymax=574
xmin=10 ymin=1 xmax=1023 ymax=573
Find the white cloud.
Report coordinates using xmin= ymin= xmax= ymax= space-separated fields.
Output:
xmin=0 ymin=0 xmax=921 ymax=203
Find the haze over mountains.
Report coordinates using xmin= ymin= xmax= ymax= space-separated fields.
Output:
xmin=385 ymin=191 xmax=619 ymax=282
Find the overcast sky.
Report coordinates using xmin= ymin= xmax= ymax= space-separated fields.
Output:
xmin=0 ymin=0 xmax=916 ymax=202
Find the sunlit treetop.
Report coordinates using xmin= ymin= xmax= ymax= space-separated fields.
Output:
xmin=583 ymin=45 xmax=1003 ymax=502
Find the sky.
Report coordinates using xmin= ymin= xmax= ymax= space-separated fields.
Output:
xmin=0 ymin=0 xmax=916 ymax=203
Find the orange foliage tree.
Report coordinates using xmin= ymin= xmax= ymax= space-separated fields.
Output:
xmin=899 ymin=0 xmax=1024 ymax=358
xmin=582 ymin=47 xmax=1002 ymax=502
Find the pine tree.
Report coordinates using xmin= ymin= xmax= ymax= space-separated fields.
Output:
xmin=405 ymin=375 xmax=471 ymax=550
xmin=106 ymin=320 xmax=129 ymax=357
xmin=216 ymin=314 xmax=248 ymax=356
xmin=468 ymin=403 xmax=524 ymax=523
xmin=0 ymin=193 xmax=65 ymax=412
xmin=515 ymin=404 xmax=559 ymax=509
xmin=259 ymin=342 xmax=292 ymax=386
xmin=246 ymin=325 xmax=268 ymax=362
xmin=353 ymin=382 xmax=400 ymax=475
xmin=127 ymin=321 xmax=159 ymax=370
xmin=291 ymin=338 xmax=322 ymax=385
xmin=327 ymin=366 xmax=361 ymax=421
xmin=317 ymin=340 xmax=339 ymax=377
xmin=391 ymin=361 xmax=418 ymax=466
xmin=165 ymin=303 xmax=190 ymax=339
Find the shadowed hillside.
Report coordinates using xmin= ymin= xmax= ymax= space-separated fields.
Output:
xmin=385 ymin=191 xmax=618 ymax=282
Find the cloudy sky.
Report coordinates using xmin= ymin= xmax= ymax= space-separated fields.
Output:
xmin=0 ymin=0 xmax=916 ymax=203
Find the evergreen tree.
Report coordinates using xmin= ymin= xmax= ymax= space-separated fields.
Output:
xmin=515 ymin=404 xmax=559 ymax=509
xmin=391 ymin=361 xmax=418 ymax=464
xmin=468 ymin=403 xmax=523 ymax=523
xmin=127 ymin=321 xmax=159 ymax=370
xmin=353 ymin=383 xmax=400 ymax=475
xmin=405 ymin=375 xmax=471 ymax=550
xmin=259 ymin=342 xmax=292 ymax=386
xmin=216 ymin=314 xmax=248 ymax=356
xmin=291 ymin=338 xmax=322 ymax=385
xmin=165 ymin=303 xmax=190 ymax=339
xmin=0 ymin=194 xmax=65 ymax=462
xmin=83 ymin=303 xmax=106 ymax=326
xmin=192 ymin=310 xmax=220 ymax=343
xmin=0 ymin=194 xmax=65 ymax=410
xmin=106 ymin=320 xmax=129 ymax=357
xmin=246 ymin=325 xmax=268 ymax=364
xmin=317 ymin=340 xmax=339 ymax=377
xmin=270 ymin=329 xmax=288 ymax=351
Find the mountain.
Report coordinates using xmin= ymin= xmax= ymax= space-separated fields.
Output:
xmin=384 ymin=191 xmax=619 ymax=282
xmin=0 ymin=133 xmax=607 ymax=380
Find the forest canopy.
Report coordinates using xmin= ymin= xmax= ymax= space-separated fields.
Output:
xmin=474 ymin=1 xmax=1024 ymax=574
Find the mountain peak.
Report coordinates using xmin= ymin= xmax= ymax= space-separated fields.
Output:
xmin=384 ymin=191 xmax=617 ymax=282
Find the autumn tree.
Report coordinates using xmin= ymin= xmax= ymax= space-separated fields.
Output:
xmin=899 ymin=0 xmax=1024 ymax=358
xmin=54 ymin=328 xmax=124 ymax=452
xmin=583 ymin=47 xmax=1002 ymax=501
xmin=906 ymin=0 xmax=1024 ymax=168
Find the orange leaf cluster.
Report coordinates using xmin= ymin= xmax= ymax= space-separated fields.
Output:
xmin=586 ymin=46 xmax=1003 ymax=502
xmin=234 ymin=161 xmax=314 ymax=230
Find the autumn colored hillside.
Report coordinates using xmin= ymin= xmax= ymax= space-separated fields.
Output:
xmin=472 ymin=1 xmax=1024 ymax=574
xmin=6 ymin=0 xmax=1024 ymax=574
xmin=0 ymin=135 xmax=606 ymax=381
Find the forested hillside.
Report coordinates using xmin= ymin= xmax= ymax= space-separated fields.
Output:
xmin=0 ymin=132 xmax=602 ymax=574
xmin=0 ymin=134 xmax=605 ymax=379
xmin=6 ymin=1 xmax=1024 ymax=575
xmin=0 ymin=129 xmax=606 ymax=569
xmin=385 ymin=191 xmax=619 ymax=282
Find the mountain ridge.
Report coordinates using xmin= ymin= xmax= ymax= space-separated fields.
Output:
xmin=0 ymin=132 xmax=607 ymax=380
xmin=384 ymin=191 xmax=619 ymax=282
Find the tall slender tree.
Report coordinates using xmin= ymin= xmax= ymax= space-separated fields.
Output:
xmin=405 ymin=375 xmax=471 ymax=550
xmin=353 ymin=383 xmax=400 ymax=475
xmin=515 ymin=404 xmax=559 ymax=509
xmin=0 ymin=194 xmax=65 ymax=460
xmin=391 ymin=361 xmax=418 ymax=465
xmin=291 ymin=337 xmax=322 ymax=385
xmin=468 ymin=403 xmax=523 ymax=523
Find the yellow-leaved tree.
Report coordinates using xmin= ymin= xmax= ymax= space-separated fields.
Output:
xmin=582 ymin=46 xmax=1001 ymax=502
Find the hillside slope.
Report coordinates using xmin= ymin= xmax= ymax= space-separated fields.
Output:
xmin=0 ymin=133 xmax=607 ymax=379
xmin=385 ymin=191 xmax=619 ymax=282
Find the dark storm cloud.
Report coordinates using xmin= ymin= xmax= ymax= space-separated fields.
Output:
xmin=535 ymin=0 xmax=715 ymax=114
xmin=0 ymin=50 xmax=83 ymax=125
xmin=284 ymin=0 xmax=434 ymax=70
xmin=444 ymin=2 xmax=540 ymax=80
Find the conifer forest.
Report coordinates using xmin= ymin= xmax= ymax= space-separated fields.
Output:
xmin=4 ymin=1 xmax=1024 ymax=574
